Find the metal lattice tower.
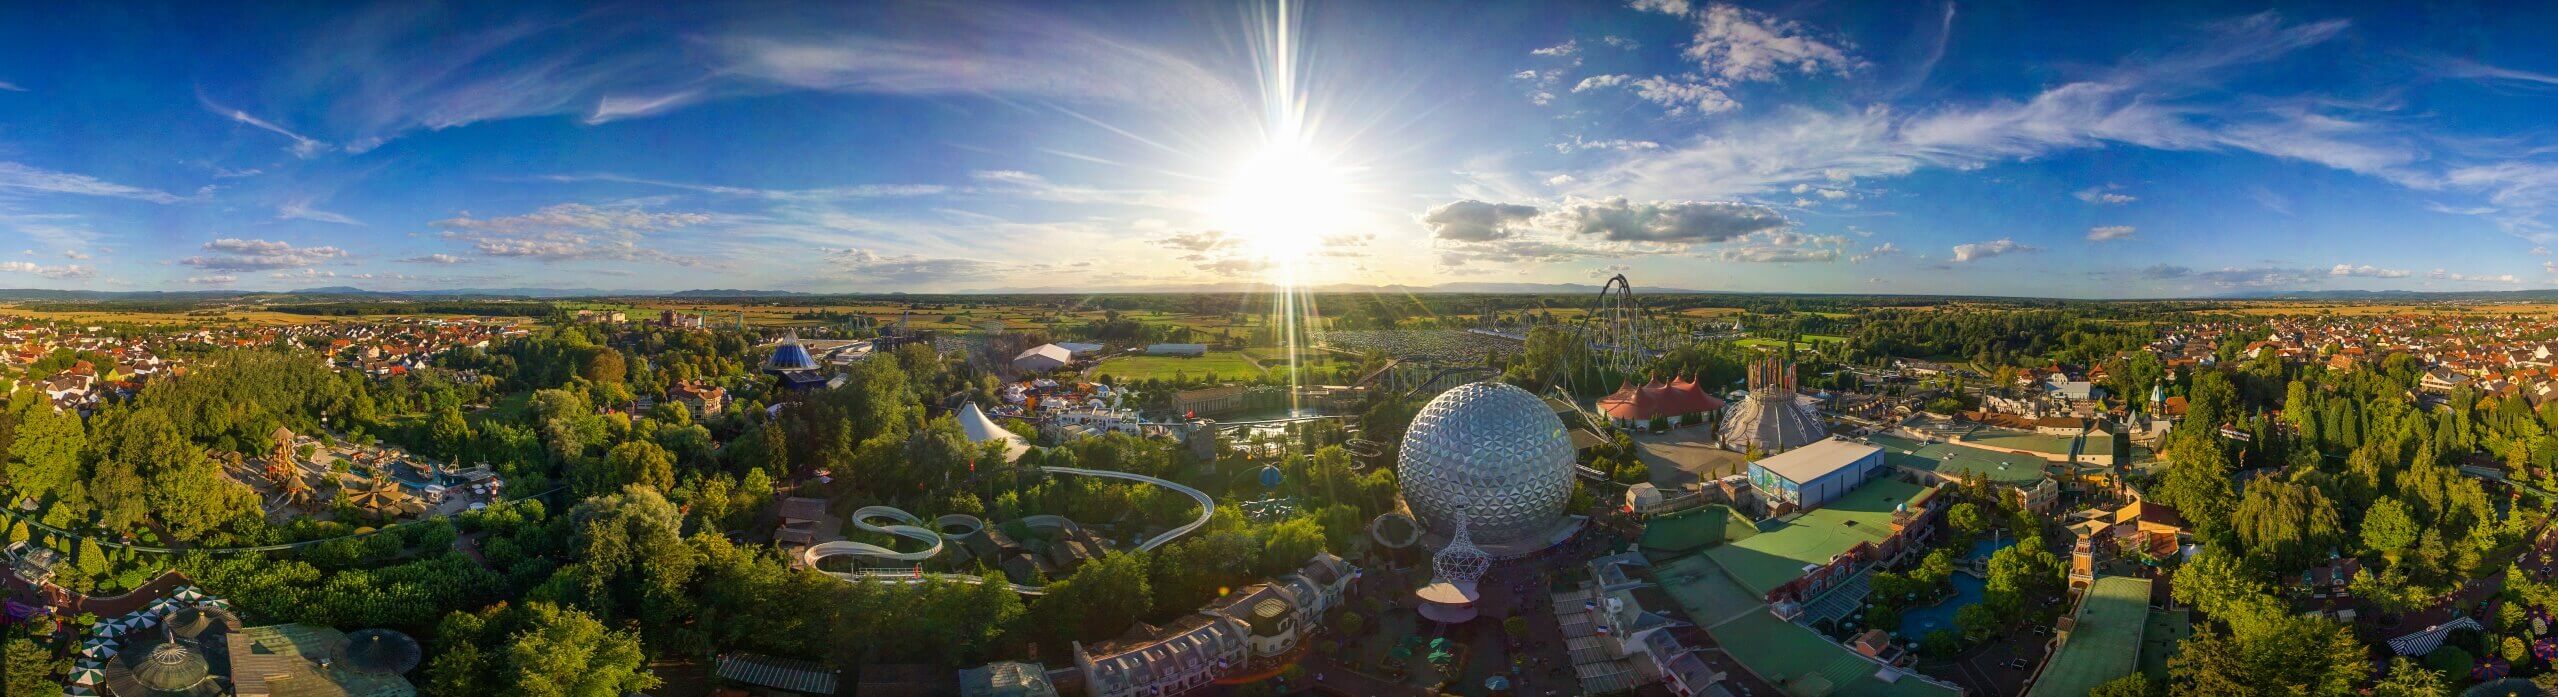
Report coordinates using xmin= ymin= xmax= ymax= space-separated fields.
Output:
xmin=1589 ymin=274 xmax=1652 ymax=377
xmin=1432 ymin=507 xmax=1491 ymax=587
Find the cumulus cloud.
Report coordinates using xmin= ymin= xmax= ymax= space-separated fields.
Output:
xmin=1419 ymin=200 xmax=1542 ymax=241
xmin=180 ymin=239 xmax=351 ymax=271
xmin=0 ymin=261 xmax=94 ymax=279
xmin=1715 ymin=231 xmax=1845 ymax=263
xmin=398 ymin=253 xmax=469 ymax=265
xmin=1950 ymin=238 xmax=2036 ymax=262
xmin=1849 ymin=242 xmax=1902 ymax=263
xmin=433 ymin=203 xmax=708 ymax=264
xmin=2329 ymin=264 xmax=2410 ymax=279
xmin=1544 ymin=197 xmax=1789 ymax=243
xmin=2074 ymin=185 xmax=2138 ymax=204
xmin=1572 ymin=74 xmax=1631 ymax=92
xmin=1684 ymin=4 xmax=1866 ymax=83
xmin=1154 ymin=230 xmax=1236 ymax=252
xmin=1630 ymin=77 xmax=1736 ymax=115
xmin=822 ymin=247 xmax=1008 ymax=285
xmin=2086 ymin=225 xmax=2137 ymax=242
xmin=1531 ymin=40 xmax=1579 ymax=58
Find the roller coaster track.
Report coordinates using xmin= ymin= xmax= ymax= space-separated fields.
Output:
xmin=801 ymin=466 xmax=1215 ymax=594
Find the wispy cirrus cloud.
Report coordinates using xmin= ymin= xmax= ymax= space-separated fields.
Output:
xmin=260 ymin=4 xmax=1244 ymax=151
xmin=530 ymin=173 xmax=946 ymax=201
xmin=0 ymin=162 xmax=188 ymax=204
xmin=199 ymin=91 xmax=330 ymax=158
xmin=432 ymin=203 xmax=709 ymax=264
xmin=2086 ymin=225 xmax=2136 ymax=242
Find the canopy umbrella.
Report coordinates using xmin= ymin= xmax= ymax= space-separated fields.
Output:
xmin=172 ymin=587 xmax=205 ymax=602
xmin=68 ymin=666 xmax=103 ymax=686
xmin=79 ymin=643 xmax=115 ymax=660
xmin=201 ymin=599 xmax=231 ymax=611
xmin=90 ymin=622 xmax=121 ymax=638
xmin=122 ymin=612 xmax=155 ymax=628
xmin=2474 ymin=657 xmax=2512 ymax=682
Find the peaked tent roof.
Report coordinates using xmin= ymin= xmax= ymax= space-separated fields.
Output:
xmin=959 ymin=402 xmax=1032 ymax=462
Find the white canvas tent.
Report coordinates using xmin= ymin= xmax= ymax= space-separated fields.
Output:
xmin=957 ymin=402 xmax=1033 ymax=462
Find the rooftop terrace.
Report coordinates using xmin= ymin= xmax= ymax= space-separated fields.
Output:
xmin=1707 ymin=477 xmax=1933 ymax=597
xmin=2025 ymin=575 xmax=2152 ymax=697
xmin=1868 ymin=434 xmax=2048 ymax=486
xmin=1650 ymin=554 xmax=1959 ymax=697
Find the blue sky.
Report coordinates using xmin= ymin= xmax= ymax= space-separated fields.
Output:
xmin=1 ymin=0 xmax=2555 ymax=297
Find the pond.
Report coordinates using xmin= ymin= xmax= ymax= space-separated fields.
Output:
xmin=1898 ymin=572 xmax=1986 ymax=637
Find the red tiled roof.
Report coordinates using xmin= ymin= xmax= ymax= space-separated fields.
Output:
xmin=1597 ymin=377 xmax=1726 ymax=421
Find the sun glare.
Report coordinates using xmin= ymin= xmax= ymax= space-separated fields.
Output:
xmin=1218 ymin=139 xmax=1349 ymax=265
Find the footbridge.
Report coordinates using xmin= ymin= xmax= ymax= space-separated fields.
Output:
xmin=801 ymin=465 xmax=1216 ymax=593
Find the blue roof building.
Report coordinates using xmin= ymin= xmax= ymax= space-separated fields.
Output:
xmin=764 ymin=333 xmax=827 ymax=390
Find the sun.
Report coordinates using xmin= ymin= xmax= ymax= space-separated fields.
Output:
xmin=1216 ymin=139 xmax=1351 ymax=265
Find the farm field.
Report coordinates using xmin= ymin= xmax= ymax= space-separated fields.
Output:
xmin=1733 ymin=334 xmax=1847 ymax=351
xmin=0 ymin=305 xmax=458 ymax=327
xmin=1091 ymin=352 xmax=1263 ymax=382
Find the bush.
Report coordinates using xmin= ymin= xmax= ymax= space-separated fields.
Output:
xmin=2423 ymin=645 xmax=2474 ymax=676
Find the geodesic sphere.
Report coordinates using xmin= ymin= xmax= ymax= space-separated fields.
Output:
xmin=1397 ymin=381 xmax=1576 ymax=545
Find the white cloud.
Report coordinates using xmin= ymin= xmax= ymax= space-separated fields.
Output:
xmin=181 ymin=239 xmax=351 ymax=271
xmin=1950 ymin=238 xmax=2036 ymax=262
xmin=0 ymin=261 xmax=94 ymax=279
xmin=1543 ymin=197 xmax=1789 ymax=243
xmin=1629 ymin=0 xmax=1692 ymax=16
xmin=1572 ymin=74 xmax=1631 ymax=93
xmin=1849 ymin=242 xmax=1902 ymax=263
xmin=2431 ymin=268 xmax=2521 ymax=283
xmin=61 ymin=250 xmax=88 ymax=260
xmin=0 ymin=81 xmax=22 ymax=92
xmin=1546 ymin=174 xmax=1577 ymax=186
xmin=1683 ymin=4 xmax=1866 ymax=84
xmin=1552 ymin=135 xmax=1664 ymax=153
xmin=432 ymin=203 xmax=709 ymax=264
xmin=1601 ymin=35 xmax=1641 ymax=49
xmin=2330 ymin=264 xmax=2410 ymax=278
xmin=1531 ymin=41 xmax=1579 ymax=58
xmin=398 ymin=254 xmax=469 ymax=265
xmin=200 ymin=93 xmax=330 ymax=159
xmin=1419 ymin=200 xmax=1543 ymax=241
xmin=2074 ymin=185 xmax=2138 ymax=204
xmin=184 ymin=275 xmax=236 ymax=285
xmin=531 ymin=173 xmax=945 ymax=201
xmin=2086 ymin=225 xmax=2137 ymax=242
xmin=0 ymin=162 xmax=187 ymax=203
xmin=1591 ymin=13 xmax=2375 ymax=204
xmin=1630 ymin=77 xmax=1736 ymax=116
xmin=278 ymin=197 xmax=363 ymax=226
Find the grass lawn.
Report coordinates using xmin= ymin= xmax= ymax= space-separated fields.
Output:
xmin=1092 ymin=352 xmax=1263 ymax=382
xmin=1734 ymin=334 xmax=1846 ymax=351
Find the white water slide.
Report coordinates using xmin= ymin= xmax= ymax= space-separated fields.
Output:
xmin=800 ymin=466 xmax=1215 ymax=594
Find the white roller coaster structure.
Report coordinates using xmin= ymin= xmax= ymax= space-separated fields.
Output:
xmin=800 ymin=466 xmax=1216 ymax=595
